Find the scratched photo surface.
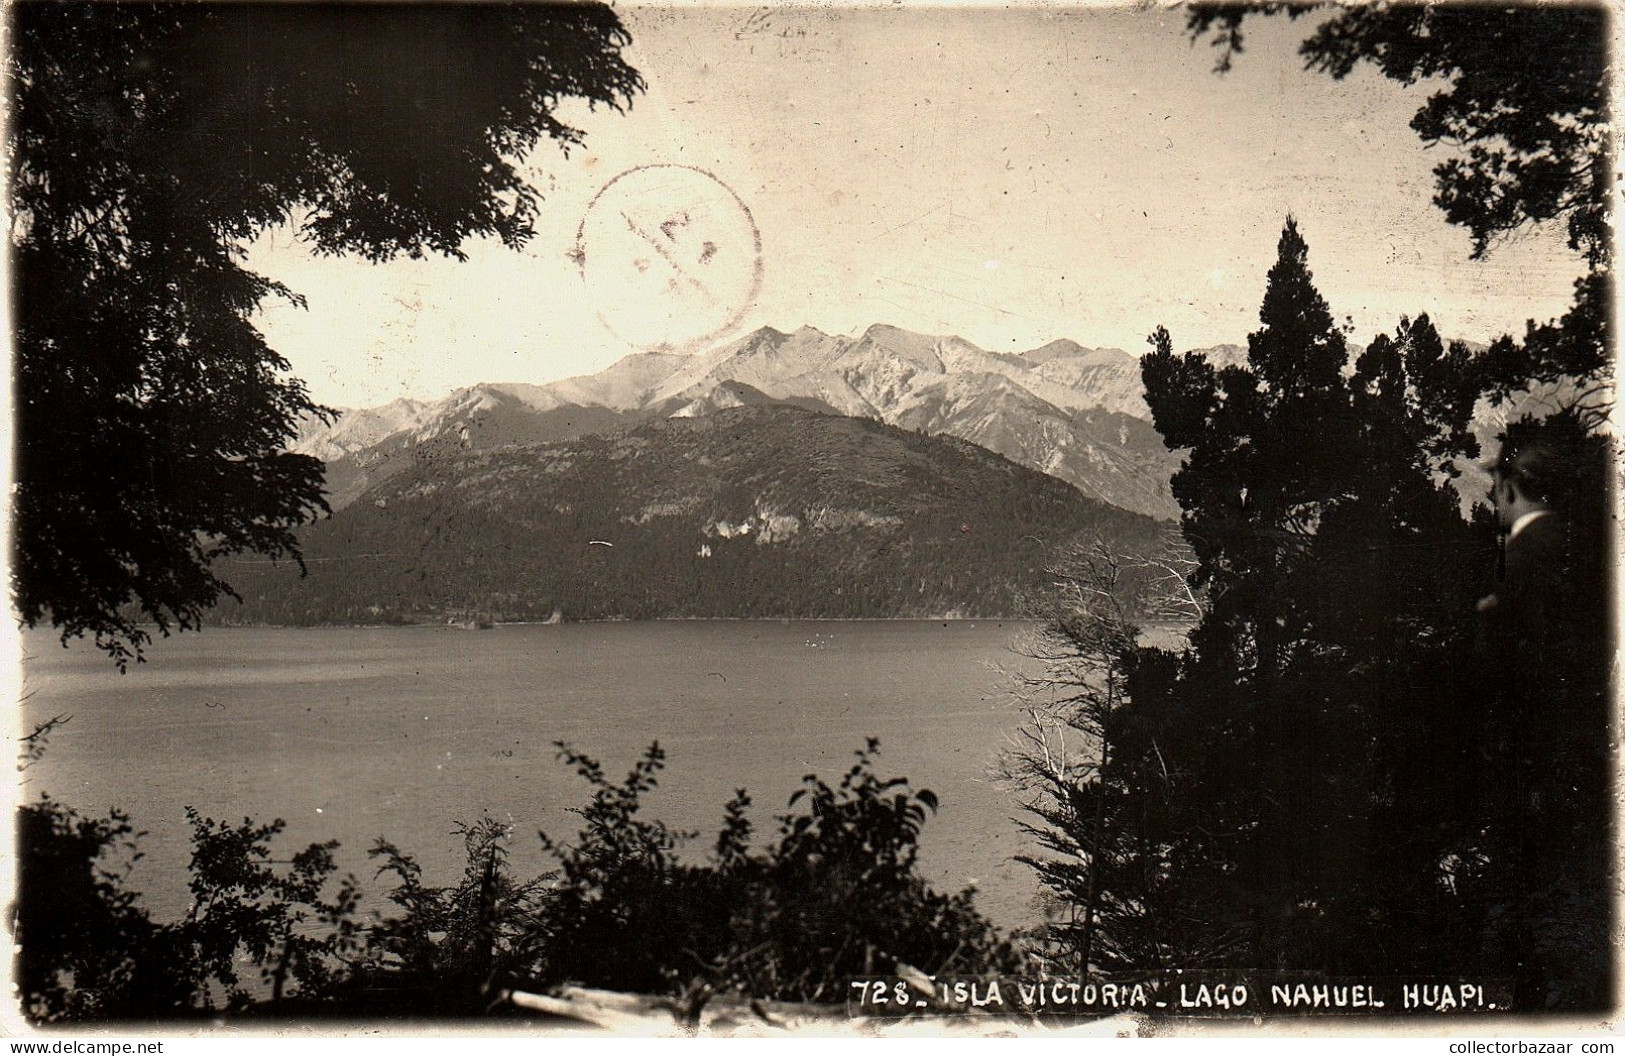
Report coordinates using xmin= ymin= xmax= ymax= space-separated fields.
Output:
xmin=10 ymin=0 xmax=1615 ymax=1035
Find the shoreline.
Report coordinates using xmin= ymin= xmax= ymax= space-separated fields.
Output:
xmin=194 ymin=615 xmax=1041 ymax=630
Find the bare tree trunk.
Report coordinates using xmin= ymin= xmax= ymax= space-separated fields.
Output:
xmin=271 ymin=931 xmax=293 ymax=1004
xmin=1078 ymin=737 xmax=1111 ymax=974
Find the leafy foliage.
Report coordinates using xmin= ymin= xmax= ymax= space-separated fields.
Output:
xmin=14 ymin=797 xmax=179 ymax=1022
xmin=1151 ymin=7 xmax=1614 ymax=1004
xmin=17 ymin=712 xmax=72 ymax=772
xmin=177 ymin=811 xmax=364 ymax=1009
xmin=536 ymin=739 xmax=1017 ymax=1003
xmin=1186 ymin=2 xmax=1611 ymax=409
xmin=1077 ymin=217 xmax=1609 ymax=1004
xmin=750 ymin=740 xmax=1017 ymax=997
xmin=16 ymin=740 xmax=1015 ymax=1022
xmin=533 ymin=742 xmax=711 ymax=995
xmin=15 ymin=800 xmax=362 ymax=1021
xmin=8 ymin=3 xmax=644 ymax=666
xmin=1061 ymin=221 xmax=1508 ymax=975
xmin=347 ymin=818 xmax=553 ymax=1016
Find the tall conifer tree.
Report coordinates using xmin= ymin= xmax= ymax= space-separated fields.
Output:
xmin=1096 ymin=220 xmax=1497 ymax=971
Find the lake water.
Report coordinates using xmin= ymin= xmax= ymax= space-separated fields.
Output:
xmin=20 ymin=621 xmax=1070 ymax=933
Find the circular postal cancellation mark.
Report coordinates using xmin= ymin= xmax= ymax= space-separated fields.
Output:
xmin=571 ymin=164 xmax=764 ymax=354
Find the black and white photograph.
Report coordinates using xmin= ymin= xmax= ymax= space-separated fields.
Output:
xmin=6 ymin=0 xmax=1618 ymax=1038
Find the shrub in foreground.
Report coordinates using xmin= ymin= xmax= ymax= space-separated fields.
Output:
xmin=15 ymin=739 xmax=1015 ymax=1022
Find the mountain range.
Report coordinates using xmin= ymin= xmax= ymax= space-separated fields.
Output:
xmin=245 ymin=323 xmax=1521 ymax=625
xmin=293 ymin=324 xmax=1248 ymax=520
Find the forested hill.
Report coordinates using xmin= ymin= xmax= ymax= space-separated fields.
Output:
xmin=220 ymin=405 xmax=1167 ymax=625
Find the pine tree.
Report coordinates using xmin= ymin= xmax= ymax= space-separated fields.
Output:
xmin=1110 ymin=219 xmax=1496 ymax=972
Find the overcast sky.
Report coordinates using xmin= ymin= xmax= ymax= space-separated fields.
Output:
xmin=247 ymin=3 xmax=1585 ymax=409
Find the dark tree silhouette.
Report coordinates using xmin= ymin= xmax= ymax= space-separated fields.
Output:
xmin=18 ymin=741 xmax=1016 ymax=1022
xmin=8 ymin=3 xmax=644 ymax=666
xmin=1188 ymin=2 xmax=1612 ymax=410
xmin=1105 ymin=220 xmax=1500 ymax=973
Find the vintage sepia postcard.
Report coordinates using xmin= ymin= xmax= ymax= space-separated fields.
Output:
xmin=5 ymin=0 xmax=1617 ymax=1041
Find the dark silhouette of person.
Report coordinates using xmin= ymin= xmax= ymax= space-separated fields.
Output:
xmin=1477 ymin=414 xmax=1613 ymax=1010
